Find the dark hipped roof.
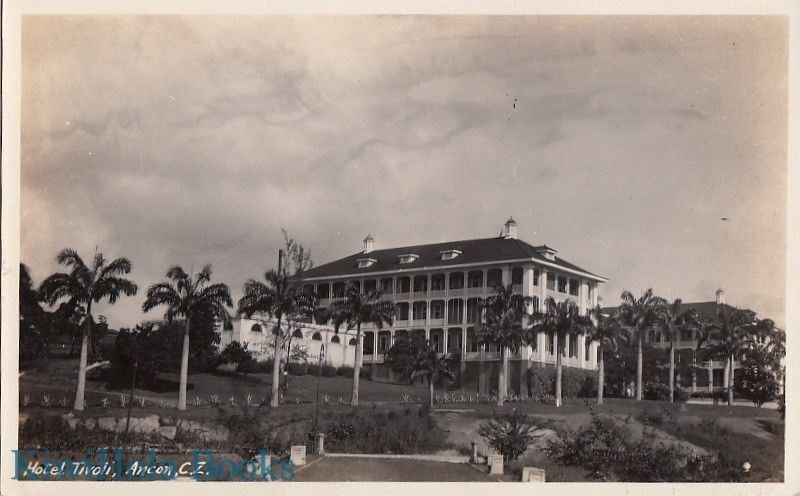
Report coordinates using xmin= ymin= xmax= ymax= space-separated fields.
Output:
xmin=602 ymin=301 xmax=737 ymax=320
xmin=300 ymin=236 xmax=605 ymax=281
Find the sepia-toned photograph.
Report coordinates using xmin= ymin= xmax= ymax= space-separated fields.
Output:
xmin=2 ymin=5 xmax=797 ymax=491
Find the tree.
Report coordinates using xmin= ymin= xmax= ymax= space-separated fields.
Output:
xmin=735 ymin=345 xmax=780 ymax=407
xmin=529 ymin=297 xmax=591 ymax=407
xmin=398 ymin=338 xmax=455 ymax=407
xmin=655 ymin=299 xmax=700 ymax=402
xmin=39 ymin=249 xmax=138 ymax=410
xmin=20 ymin=264 xmax=49 ymax=362
xmin=697 ymin=306 xmax=764 ymax=406
xmin=109 ymin=323 xmax=172 ymax=390
xmin=142 ymin=265 xmax=231 ymax=410
xmin=237 ymin=269 xmax=314 ymax=407
xmin=475 ymin=284 xmax=530 ymax=406
xmin=617 ymin=289 xmax=661 ymax=401
xmin=587 ymin=306 xmax=628 ymax=405
xmin=327 ymin=283 xmax=396 ymax=406
xmin=384 ymin=332 xmax=429 ymax=381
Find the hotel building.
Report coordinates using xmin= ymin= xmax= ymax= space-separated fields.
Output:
xmin=295 ymin=218 xmax=608 ymax=395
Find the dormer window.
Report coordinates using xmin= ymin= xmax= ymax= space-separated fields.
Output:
xmin=398 ymin=253 xmax=419 ymax=264
xmin=440 ymin=249 xmax=462 ymax=260
xmin=357 ymin=257 xmax=377 ymax=268
xmin=536 ymin=245 xmax=558 ymax=261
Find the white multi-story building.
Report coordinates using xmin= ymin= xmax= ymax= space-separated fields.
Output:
xmin=295 ymin=218 xmax=608 ymax=395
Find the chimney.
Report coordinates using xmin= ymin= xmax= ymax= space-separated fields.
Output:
xmin=715 ymin=288 xmax=725 ymax=305
xmin=363 ymin=234 xmax=374 ymax=254
xmin=502 ymin=217 xmax=518 ymax=239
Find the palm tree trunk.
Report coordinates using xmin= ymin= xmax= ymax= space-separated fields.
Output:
xmin=727 ymin=353 xmax=734 ymax=406
xmin=429 ymin=377 xmax=435 ymax=408
xmin=669 ymin=340 xmax=675 ymax=402
xmin=178 ymin=316 xmax=191 ymax=411
xmin=597 ymin=344 xmax=604 ymax=406
xmin=73 ymin=303 xmax=92 ymax=411
xmin=497 ymin=347 xmax=506 ymax=406
xmin=352 ymin=323 xmax=362 ymax=406
xmin=555 ymin=333 xmax=562 ymax=408
xmin=636 ymin=331 xmax=643 ymax=401
xmin=270 ymin=314 xmax=283 ymax=408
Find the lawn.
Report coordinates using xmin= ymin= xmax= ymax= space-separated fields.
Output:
xmin=18 ymin=357 xmax=785 ymax=482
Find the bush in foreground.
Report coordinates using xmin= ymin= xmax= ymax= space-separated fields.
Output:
xmin=544 ymin=409 xmax=742 ymax=482
xmin=478 ymin=410 xmax=542 ymax=462
xmin=321 ymin=408 xmax=447 ymax=454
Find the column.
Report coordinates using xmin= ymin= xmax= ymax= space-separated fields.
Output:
xmin=540 ymin=269 xmax=548 ymax=307
xmin=460 ymin=327 xmax=467 ymax=390
xmin=442 ymin=329 xmax=448 ymax=355
xmin=578 ymin=333 xmax=586 ymax=369
xmin=691 ymin=351 xmax=697 ymax=393
xmin=707 ymin=362 xmax=713 ymax=393
xmin=501 ymin=266 xmax=511 ymax=285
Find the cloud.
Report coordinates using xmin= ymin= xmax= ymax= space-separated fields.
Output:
xmin=20 ymin=15 xmax=788 ymax=328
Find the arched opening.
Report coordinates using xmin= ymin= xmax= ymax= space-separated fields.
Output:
xmin=292 ymin=329 xmax=303 ymax=338
xmin=312 ymin=332 xmax=322 ymax=341
xmin=250 ymin=324 xmax=263 ymax=333
xmin=349 ymin=338 xmax=357 ymax=345
xmin=331 ymin=335 xmax=341 ymax=344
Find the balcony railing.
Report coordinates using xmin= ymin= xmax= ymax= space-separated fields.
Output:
xmin=411 ymin=319 xmax=427 ymax=327
xmin=412 ymin=290 xmax=428 ymax=298
xmin=394 ymin=319 xmax=409 ymax=327
xmin=394 ymin=291 xmax=411 ymax=300
xmin=429 ymin=289 xmax=447 ymax=298
xmin=466 ymin=287 xmax=485 ymax=296
xmin=448 ymin=287 xmax=465 ymax=297
xmin=429 ymin=318 xmax=445 ymax=326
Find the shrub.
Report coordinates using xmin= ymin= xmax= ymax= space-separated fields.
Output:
xmin=690 ymin=390 xmax=727 ymax=401
xmin=359 ymin=367 xmax=372 ymax=380
xmin=526 ymin=367 xmax=596 ymax=399
xmin=220 ymin=342 xmax=257 ymax=372
xmin=643 ymin=382 xmax=689 ymax=402
xmin=286 ymin=362 xmax=309 ymax=376
xmin=544 ymin=409 xmax=740 ymax=482
xmin=321 ymin=408 xmax=448 ymax=454
xmin=735 ymin=349 xmax=780 ymax=407
xmin=337 ymin=366 xmax=354 ymax=377
xmin=321 ymin=365 xmax=337 ymax=377
xmin=478 ymin=411 xmax=542 ymax=462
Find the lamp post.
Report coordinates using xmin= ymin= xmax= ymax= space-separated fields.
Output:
xmin=312 ymin=343 xmax=326 ymax=452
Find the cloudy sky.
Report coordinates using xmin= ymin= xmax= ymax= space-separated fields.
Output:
xmin=21 ymin=15 xmax=787 ymax=328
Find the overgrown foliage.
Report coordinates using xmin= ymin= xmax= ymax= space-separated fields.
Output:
xmin=321 ymin=408 xmax=447 ymax=454
xmin=544 ymin=409 xmax=742 ymax=481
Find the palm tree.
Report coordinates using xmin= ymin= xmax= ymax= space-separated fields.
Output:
xmin=697 ymin=306 xmax=765 ymax=405
xmin=617 ymin=289 xmax=661 ymax=401
xmin=476 ymin=284 xmax=531 ymax=406
xmin=327 ymin=283 xmax=396 ymax=406
xmin=529 ymin=297 xmax=591 ymax=407
xmin=142 ymin=265 xmax=231 ymax=411
xmin=587 ymin=305 xmax=628 ymax=405
xmin=655 ymin=299 xmax=700 ymax=402
xmin=409 ymin=341 xmax=455 ymax=408
xmin=39 ymin=248 xmax=138 ymax=410
xmin=237 ymin=269 xmax=315 ymax=407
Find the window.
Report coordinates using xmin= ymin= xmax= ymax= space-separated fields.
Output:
xmin=312 ymin=332 xmax=322 ymax=341
xmin=398 ymin=254 xmax=419 ymax=264
xmin=250 ymin=324 xmax=262 ymax=333
xmin=569 ymin=334 xmax=578 ymax=358
xmin=558 ymin=276 xmax=567 ymax=293
xmin=357 ymin=258 xmax=376 ymax=268
xmin=569 ymin=279 xmax=579 ymax=296
xmin=378 ymin=333 xmax=391 ymax=352
xmin=585 ymin=339 xmax=591 ymax=360
xmin=448 ymin=273 xmax=464 ymax=289
xmin=331 ymin=335 xmax=340 ymax=344
xmin=466 ymin=298 xmax=481 ymax=323
xmin=364 ymin=279 xmax=377 ymax=293
xmin=467 ymin=271 xmax=483 ymax=288
xmin=413 ymin=302 xmax=427 ymax=320
xmin=431 ymin=301 xmax=445 ymax=319
xmin=512 ymin=267 xmax=524 ymax=285
xmin=467 ymin=327 xmax=479 ymax=353
xmin=397 ymin=277 xmax=411 ymax=293
xmin=447 ymin=299 xmax=464 ymax=324
xmin=431 ymin=274 xmax=446 ymax=291
xmin=380 ymin=278 xmax=394 ymax=293
xmin=546 ymin=332 xmax=554 ymax=355
xmin=430 ymin=331 xmax=442 ymax=352
xmin=396 ymin=303 xmax=409 ymax=320
xmin=531 ymin=296 xmax=540 ymax=312
xmin=413 ymin=276 xmax=428 ymax=293
xmin=546 ymin=274 xmax=556 ymax=290
xmin=292 ymin=329 xmax=303 ymax=338
xmin=533 ymin=268 xmax=540 ymax=286
xmin=440 ymin=249 xmax=462 ymax=260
